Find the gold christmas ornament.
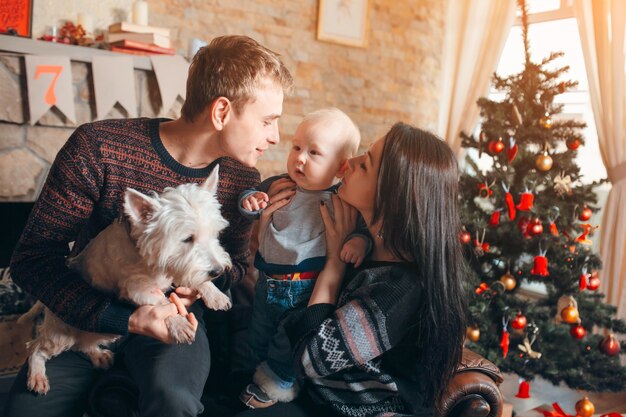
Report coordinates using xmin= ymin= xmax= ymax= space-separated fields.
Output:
xmin=561 ymin=304 xmax=580 ymax=324
xmin=500 ymin=272 xmax=517 ymax=291
xmin=535 ymin=151 xmax=553 ymax=171
xmin=575 ymin=397 xmax=595 ymax=417
xmin=466 ymin=325 xmax=480 ymax=342
xmin=540 ymin=112 xmax=554 ymax=129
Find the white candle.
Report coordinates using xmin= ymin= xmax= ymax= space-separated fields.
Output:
xmin=77 ymin=13 xmax=94 ymax=34
xmin=132 ymin=1 xmax=149 ymax=26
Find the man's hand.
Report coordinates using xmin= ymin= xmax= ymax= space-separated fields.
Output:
xmin=128 ymin=293 xmax=198 ymax=344
xmin=242 ymin=192 xmax=269 ymax=212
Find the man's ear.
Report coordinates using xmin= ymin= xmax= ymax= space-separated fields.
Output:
xmin=336 ymin=159 xmax=350 ymax=178
xmin=211 ymin=97 xmax=232 ymax=131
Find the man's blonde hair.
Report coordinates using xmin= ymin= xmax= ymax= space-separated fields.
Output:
xmin=301 ymin=108 xmax=361 ymax=157
xmin=181 ymin=35 xmax=294 ymax=122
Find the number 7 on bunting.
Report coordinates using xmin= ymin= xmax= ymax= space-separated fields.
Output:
xmin=35 ymin=65 xmax=63 ymax=105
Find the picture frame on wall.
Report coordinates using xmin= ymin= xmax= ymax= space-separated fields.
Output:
xmin=0 ymin=0 xmax=33 ymax=38
xmin=317 ymin=0 xmax=369 ymax=48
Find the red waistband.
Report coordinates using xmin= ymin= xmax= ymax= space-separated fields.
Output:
xmin=270 ymin=271 xmax=320 ymax=281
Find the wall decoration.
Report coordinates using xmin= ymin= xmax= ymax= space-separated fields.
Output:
xmin=92 ymin=56 xmax=138 ymax=119
xmin=317 ymin=0 xmax=369 ymax=47
xmin=24 ymin=56 xmax=76 ymax=125
xmin=150 ymin=55 xmax=189 ymax=115
xmin=0 ymin=0 xmax=33 ymax=37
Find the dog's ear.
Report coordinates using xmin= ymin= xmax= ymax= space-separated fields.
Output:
xmin=201 ymin=164 xmax=219 ymax=194
xmin=124 ymin=188 xmax=159 ymax=224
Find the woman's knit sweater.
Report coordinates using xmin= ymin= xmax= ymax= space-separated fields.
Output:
xmin=284 ymin=261 xmax=434 ymax=417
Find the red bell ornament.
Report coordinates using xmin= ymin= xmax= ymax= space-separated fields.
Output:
xmin=517 ymin=216 xmax=532 ymax=239
xmin=599 ymin=334 xmax=621 ymax=356
xmin=515 ymin=379 xmax=531 ymax=399
xmin=516 ymin=191 xmax=534 ymax=211
xmin=531 ymin=250 xmax=549 ymax=276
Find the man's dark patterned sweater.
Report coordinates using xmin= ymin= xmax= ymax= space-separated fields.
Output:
xmin=284 ymin=261 xmax=434 ymax=417
xmin=10 ymin=118 xmax=260 ymax=335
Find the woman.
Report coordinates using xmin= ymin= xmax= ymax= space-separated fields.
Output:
xmin=237 ymin=122 xmax=467 ymax=417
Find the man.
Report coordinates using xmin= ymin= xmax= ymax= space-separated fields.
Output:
xmin=3 ymin=35 xmax=293 ymax=417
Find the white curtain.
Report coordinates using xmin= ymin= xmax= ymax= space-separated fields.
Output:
xmin=437 ymin=0 xmax=517 ymax=154
xmin=574 ymin=0 xmax=626 ymax=321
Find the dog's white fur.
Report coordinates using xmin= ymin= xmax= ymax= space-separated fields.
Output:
xmin=19 ymin=166 xmax=232 ymax=395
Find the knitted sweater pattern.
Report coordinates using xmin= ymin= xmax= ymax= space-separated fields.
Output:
xmin=285 ymin=263 xmax=432 ymax=417
xmin=10 ymin=118 xmax=260 ymax=334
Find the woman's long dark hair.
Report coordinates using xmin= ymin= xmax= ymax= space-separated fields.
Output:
xmin=372 ymin=122 xmax=467 ymax=405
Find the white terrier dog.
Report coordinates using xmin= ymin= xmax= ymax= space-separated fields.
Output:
xmin=19 ymin=165 xmax=232 ymax=395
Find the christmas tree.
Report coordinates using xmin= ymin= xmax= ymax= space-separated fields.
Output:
xmin=459 ymin=0 xmax=626 ymax=392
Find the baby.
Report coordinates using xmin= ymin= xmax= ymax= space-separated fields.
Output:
xmin=238 ymin=108 xmax=370 ymax=408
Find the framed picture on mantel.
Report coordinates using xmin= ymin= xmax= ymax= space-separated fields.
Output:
xmin=0 ymin=0 xmax=33 ymax=38
xmin=317 ymin=0 xmax=369 ymax=48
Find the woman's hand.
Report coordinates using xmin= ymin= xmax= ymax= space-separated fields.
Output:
xmin=320 ymin=194 xmax=358 ymax=263
xmin=308 ymin=194 xmax=358 ymax=307
xmin=174 ymin=287 xmax=201 ymax=308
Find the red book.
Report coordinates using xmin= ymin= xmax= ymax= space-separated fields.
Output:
xmin=110 ymin=46 xmax=153 ymax=56
xmin=109 ymin=39 xmax=175 ymax=55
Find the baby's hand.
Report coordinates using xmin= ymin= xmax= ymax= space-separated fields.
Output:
xmin=242 ymin=192 xmax=269 ymax=212
xmin=340 ymin=236 xmax=369 ymax=268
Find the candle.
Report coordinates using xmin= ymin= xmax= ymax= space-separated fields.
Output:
xmin=77 ymin=13 xmax=94 ymax=34
xmin=132 ymin=1 xmax=149 ymax=26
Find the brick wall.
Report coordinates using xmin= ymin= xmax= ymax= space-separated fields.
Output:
xmin=0 ymin=0 xmax=446 ymax=200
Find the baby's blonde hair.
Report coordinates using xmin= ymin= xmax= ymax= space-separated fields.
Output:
xmin=301 ymin=108 xmax=361 ymax=157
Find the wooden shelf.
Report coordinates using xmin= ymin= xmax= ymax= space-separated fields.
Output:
xmin=0 ymin=35 xmax=153 ymax=70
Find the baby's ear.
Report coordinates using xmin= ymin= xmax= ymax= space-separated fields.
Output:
xmin=336 ymin=159 xmax=350 ymax=178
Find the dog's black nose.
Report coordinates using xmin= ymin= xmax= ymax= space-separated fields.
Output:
xmin=208 ymin=268 xmax=224 ymax=278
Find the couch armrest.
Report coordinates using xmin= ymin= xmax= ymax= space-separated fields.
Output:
xmin=436 ymin=349 xmax=504 ymax=417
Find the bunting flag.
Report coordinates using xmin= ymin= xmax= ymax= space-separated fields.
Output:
xmin=150 ymin=55 xmax=189 ymax=115
xmin=92 ymin=56 xmax=138 ymax=119
xmin=24 ymin=56 xmax=76 ymax=125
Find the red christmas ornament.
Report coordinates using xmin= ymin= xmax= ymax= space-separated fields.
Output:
xmin=588 ymin=272 xmax=600 ymax=291
xmin=502 ymin=184 xmax=516 ymax=220
xmin=530 ymin=218 xmax=543 ymax=235
xmin=511 ymin=312 xmax=527 ymax=330
xmin=515 ymin=380 xmax=531 ymax=399
xmin=516 ymin=192 xmax=534 ymax=211
xmin=501 ymin=328 xmax=510 ymax=358
xmin=488 ymin=138 xmax=505 ymax=154
xmin=570 ymin=324 xmax=587 ymax=340
xmin=518 ymin=216 xmax=532 ymax=239
xmin=579 ymin=273 xmax=588 ymax=291
xmin=507 ymin=140 xmax=519 ymax=163
xmin=489 ymin=210 xmax=501 ymax=227
xmin=599 ymin=334 xmax=621 ymax=356
xmin=477 ymin=182 xmax=494 ymax=198
xmin=475 ymin=282 xmax=489 ymax=295
xmin=531 ymin=251 xmax=549 ymax=276
xmin=575 ymin=223 xmax=597 ymax=245
xmin=579 ymin=206 xmax=592 ymax=221
xmin=566 ymin=137 xmax=581 ymax=150
xmin=549 ymin=222 xmax=559 ymax=236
